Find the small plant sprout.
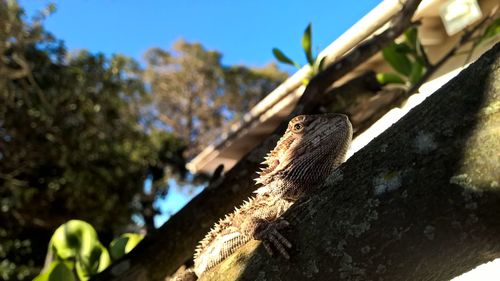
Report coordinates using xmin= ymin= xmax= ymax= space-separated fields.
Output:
xmin=273 ymin=23 xmax=326 ymax=85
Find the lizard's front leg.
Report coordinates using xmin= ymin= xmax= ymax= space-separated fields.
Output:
xmin=253 ymin=218 xmax=292 ymax=259
xmin=240 ymin=197 xmax=294 ymax=259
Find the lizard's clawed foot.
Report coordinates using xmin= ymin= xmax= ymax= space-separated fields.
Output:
xmin=254 ymin=219 xmax=292 ymax=259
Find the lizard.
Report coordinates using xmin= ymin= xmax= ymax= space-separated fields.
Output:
xmin=179 ymin=113 xmax=352 ymax=280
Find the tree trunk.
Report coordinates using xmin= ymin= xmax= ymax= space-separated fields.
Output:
xmin=199 ymin=43 xmax=500 ymax=281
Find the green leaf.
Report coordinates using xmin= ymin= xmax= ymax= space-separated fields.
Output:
xmin=98 ymin=245 xmax=111 ymax=272
xmin=314 ymin=56 xmax=327 ymax=73
xmin=382 ymin=42 xmax=412 ymax=76
xmin=109 ymin=233 xmax=144 ymax=260
xmin=33 ymin=262 xmax=76 ymax=281
xmin=51 ymin=220 xmax=99 ymax=260
xmin=477 ymin=18 xmax=500 ymax=46
xmin=74 ymin=245 xmax=110 ymax=280
xmin=272 ymin=48 xmax=301 ymax=69
xmin=76 ymin=245 xmax=111 ymax=280
xmin=76 ymin=259 xmax=90 ymax=281
xmin=49 ymin=220 xmax=110 ymax=280
xmin=123 ymin=233 xmax=144 ymax=253
xmin=404 ymin=27 xmax=418 ymax=51
xmin=409 ymin=59 xmax=425 ymax=85
xmin=302 ymin=23 xmax=314 ymax=65
xmin=49 ymin=262 xmax=76 ymax=281
xmin=109 ymin=236 xmax=128 ymax=260
xmin=393 ymin=43 xmax=412 ymax=54
xmin=376 ymin=72 xmax=406 ymax=85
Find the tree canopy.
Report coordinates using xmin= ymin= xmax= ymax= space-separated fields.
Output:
xmin=0 ymin=1 xmax=176 ymax=279
xmin=144 ymin=40 xmax=287 ymax=157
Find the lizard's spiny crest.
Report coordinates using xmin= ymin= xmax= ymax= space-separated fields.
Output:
xmin=255 ymin=115 xmax=308 ymax=185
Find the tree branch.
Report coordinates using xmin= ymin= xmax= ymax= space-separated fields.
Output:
xmin=200 ymin=42 xmax=500 ymax=281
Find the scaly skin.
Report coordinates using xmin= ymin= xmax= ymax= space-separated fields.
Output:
xmin=192 ymin=113 xmax=352 ymax=277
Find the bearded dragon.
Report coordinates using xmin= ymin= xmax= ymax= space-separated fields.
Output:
xmin=180 ymin=113 xmax=352 ymax=280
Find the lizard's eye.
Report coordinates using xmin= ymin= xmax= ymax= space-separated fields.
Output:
xmin=292 ymin=123 xmax=304 ymax=133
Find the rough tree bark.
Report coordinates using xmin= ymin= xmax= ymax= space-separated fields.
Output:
xmin=199 ymin=43 xmax=500 ymax=281
xmin=90 ymin=1 xmax=425 ymax=280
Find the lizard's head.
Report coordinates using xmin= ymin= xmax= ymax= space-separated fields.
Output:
xmin=256 ymin=113 xmax=352 ymax=186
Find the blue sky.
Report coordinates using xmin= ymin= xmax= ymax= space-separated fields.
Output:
xmin=20 ymin=0 xmax=381 ymax=67
xmin=18 ymin=0 xmax=382 ymax=226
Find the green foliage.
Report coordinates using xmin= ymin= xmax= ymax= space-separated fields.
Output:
xmin=272 ymin=23 xmax=326 ymax=84
xmin=33 ymin=262 xmax=75 ymax=281
xmin=0 ymin=1 xmax=181 ymax=279
xmin=477 ymin=17 xmax=500 ymax=46
xmin=378 ymin=27 xmax=427 ymax=87
xmin=34 ymin=220 xmax=143 ymax=281
xmin=379 ymin=19 xmax=500 ymax=88
xmin=109 ymin=233 xmax=143 ymax=260
xmin=381 ymin=43 xmax=412 ymax=76
xmin=49 ymin=220 xmax=110 ymax=279
xmin=1 ymin=47 xmax=154 ymax=222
